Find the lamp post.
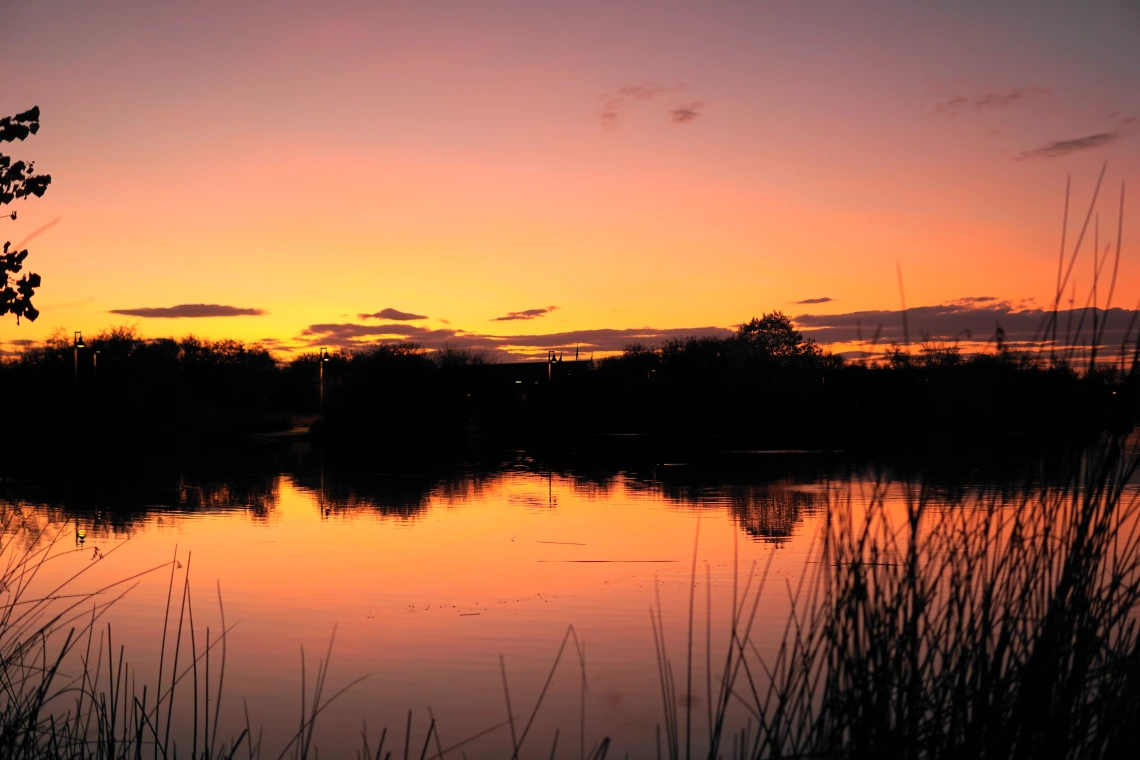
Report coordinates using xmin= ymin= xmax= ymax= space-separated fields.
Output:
xmin=73 ymin=331 xmax=85 ymax=385
xmin=319 ymin=347 xmax=330 ymax=417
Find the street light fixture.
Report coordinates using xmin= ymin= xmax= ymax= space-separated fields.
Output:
xmin=73 ymin=331 xmax=85 ymax=385
xmin=319 ymin=347 xmax=330 ymax=417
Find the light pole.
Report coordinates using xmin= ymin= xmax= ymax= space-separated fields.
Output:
xmin=73 ymin=331 xmax=85 ymax=385
xmin=319 ymin=347 xmax=330 ymax=417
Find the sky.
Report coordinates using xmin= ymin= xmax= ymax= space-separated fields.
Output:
xmin=1 ymin=0 xmax=1138 ymax=358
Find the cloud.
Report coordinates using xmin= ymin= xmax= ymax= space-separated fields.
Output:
xmin=109 ymin=304 xmax=267 ymax=318
xmin=669 ymin=102 xmax=703 ymax=124
xmin=1015 ymin=132 xmax=1121 ymax=160
xmin=297 ymin=320 xmax=735 ymax=359
xmin=492 ymin=306 xmax=558 ymax=322
xmin=931 ymin=86 xmax=1048 ymax=116
xmin=300 ymin=323 xmax=443 ymax=341
xmin=598 ymin=81 xmax=680 ymax=130
xmin=598 ymin=106 xmax=621 ymax=131
xmin=793 ymin=298 xmax=1140 ymax=352
xmin=358 ymin=308 xmax=427 ymax=321
xmin=253 ymin=337 xmax=295 ymax=353
xmin=486 ymin=326 xmax=734 ymax=354
xmin=792 ymin=297 xmax=833 ymax=305
xmin=617 ymin=82 xmax=671 ymax=101
xmin=14 ymin=216 xmax=61 ymax=248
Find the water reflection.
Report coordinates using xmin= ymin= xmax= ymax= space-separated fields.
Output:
xmin=1 ymin=446 xmax=1058 ymax=544
xmin=2 ymin=447 xmax=855 ymax=540
xmin=2 ymin=443 xmax=1134 ymax=757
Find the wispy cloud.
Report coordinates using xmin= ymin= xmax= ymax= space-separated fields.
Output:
xmin=616 ymin=82 xmax=671 ymax=101
xmin=109 ymin=304 xmax=267 ymax=318
xmin=931 ymin=86 xmax=1048 ymax=116
xmin=492 ymin=306 xmax=558 ymax=322
xmin=300 ymin=323 xmax=439 ymax=341
xmin=792 ymin=296 xmax=833 ymax=305
xmin=254 ymin=337 xmax=295 ymax=353
xmin=669 ymin=102 xmax=703 ymax=124
xmin=598 ymin=81 xmax=680 ymax=130
xmin=297 ymin=320 xmax=734 ymax=359
xmin=358 ymin=308 xmax=427 ymax=321
xmin=487 ymin=326 xmax=734 ymax=353
xmin=1015 ymin=132 xmax=1121 ymax=160
xmin=793 ymin=298 xmax=1140 ymax=351
xmin=14 ymin=216 xmax=61 ymax=248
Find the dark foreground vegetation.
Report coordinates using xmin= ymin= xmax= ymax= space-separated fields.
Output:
xmin=647 ymin=433 xmax=1140 ymax=759
xmin=3 ymin=311 xmax=1138 ymax=458
xmin=1 ymin=435 xmax=1138 ymax=758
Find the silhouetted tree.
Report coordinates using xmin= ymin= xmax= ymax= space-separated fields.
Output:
xmin=736 ymin=311 xmax=821 ymax=364
xmin=435 ymin=341 xmax=490 ymax=367
xmin=1 ymin=106 xmax=50 ymax=324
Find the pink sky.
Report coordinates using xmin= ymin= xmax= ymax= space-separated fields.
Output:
xmin=2 ymin=0 xmax=1138 ymax=356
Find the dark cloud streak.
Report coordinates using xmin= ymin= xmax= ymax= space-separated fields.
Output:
xmin=109 ymin=304 xmax=267 ymax=318
xmin=297 ymin=320 xmax=735 ymax=358
xmin=1016 ymin=132 xmax=1121 ymax=160
xmin=669 ymin=102 xmax=703 ymax=124
xmin=793 ymin=300 xmax=1140 ymax=349
xmin=358 ymin=308 xmax=427 ymax=321
xmin=931 ymin=86 xmax=1047 ymax=116
xmin=598 ymin=81 xmax=682 ymax=130
xmin=492 ymin=306 xmax=558 ymax=322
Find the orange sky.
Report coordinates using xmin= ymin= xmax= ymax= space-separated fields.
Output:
xmin=2 ymin=1 xmax=1138 ymax=357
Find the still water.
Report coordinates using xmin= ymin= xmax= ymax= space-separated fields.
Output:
xmin=0 ymin=447 xmax=1061 ymax=756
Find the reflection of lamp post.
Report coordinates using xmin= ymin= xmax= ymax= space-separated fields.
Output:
xmin=73 ymin=331 xmax=85 ymax=385
xmin=319 ymin=347 xmax=330 ymax=417
xmin=93 ymin=350 xmax=100 ymax=383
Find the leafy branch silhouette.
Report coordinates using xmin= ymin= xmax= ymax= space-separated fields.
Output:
xmin=1 ymin=106 xmax=51 ymax=324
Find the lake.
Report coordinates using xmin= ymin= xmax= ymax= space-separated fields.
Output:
xmin=2 ymin=443 xmax=1130 ymax=757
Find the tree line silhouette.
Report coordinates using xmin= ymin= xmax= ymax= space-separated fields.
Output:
xmin=1 ymin=310 xmax=1133 ymax=457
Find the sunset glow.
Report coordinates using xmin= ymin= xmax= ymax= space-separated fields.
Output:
xmin=2 ymin=1 xmax=1137 ymax=357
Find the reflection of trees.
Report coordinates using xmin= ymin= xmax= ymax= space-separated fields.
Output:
xmin=630 ymin=472 xmax=822 ymax=542
xmin=290 ymin=464 xmax=499 ymax=520
xmin=502 ymin=456 xmax=833 ymax=541
xmin=295 ymin=472 xmax=433 ymax=518
xmin=0 ymin=467 xmax=280 ymax=537
xmin=175 ymin=477 xmax=278 ymax=520
xmin=1 ymin=445 xmax=1062 ymax=542
xmin=728 ymin=486 xmax=819 ymax=542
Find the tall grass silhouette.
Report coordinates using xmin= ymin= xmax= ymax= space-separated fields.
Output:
xmin=651 ymin=433 xmax=1140 ymax=758
xmin=0 ymin=509 xmax=370 ymax=759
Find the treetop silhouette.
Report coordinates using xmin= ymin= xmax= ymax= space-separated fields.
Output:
xmin=737 ymin=311 xmax=821 ymax=361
